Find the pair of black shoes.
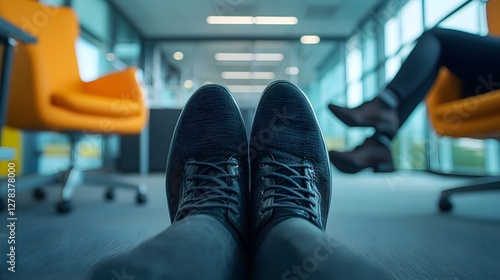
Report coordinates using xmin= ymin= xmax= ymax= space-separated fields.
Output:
xmin=166 ymin=81 xmax=331 ymax=263
xmin=327 ymin=98 xmax=397 ymax=173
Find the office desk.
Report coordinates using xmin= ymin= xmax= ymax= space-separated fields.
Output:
xmin=0 ymin=17 xmax=37 ymax=161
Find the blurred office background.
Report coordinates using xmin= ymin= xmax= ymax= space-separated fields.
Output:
xmin=1 ymin=0 xmax=499 ymax=279
xmin=20 ymin=0 xmax=497 ymax=178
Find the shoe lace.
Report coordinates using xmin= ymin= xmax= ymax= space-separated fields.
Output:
xmin=178 ymin=160 xmax=240 ymax=217
xmin=260 ymin=160 xmax=318 ymax=219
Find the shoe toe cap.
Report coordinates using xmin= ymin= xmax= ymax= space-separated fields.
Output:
xmin=173 ymin=84 xmax=248 ymax=159
xmin=251 ymin=81 xmax=327 ymax=162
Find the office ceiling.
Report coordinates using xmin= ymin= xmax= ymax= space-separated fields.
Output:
xmin=110 ymin=0 xmax=384 ymax=102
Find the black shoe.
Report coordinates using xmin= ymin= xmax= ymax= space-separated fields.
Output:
xmin=166 ymin=84 xmax=249 ymax=245
xmin=328 ymin=98 xmax=399 ymax=136
xmin=250 ymin=81 xmax=331 ymax=239
xmin=329 ymin=137 xmax=395 ymax=174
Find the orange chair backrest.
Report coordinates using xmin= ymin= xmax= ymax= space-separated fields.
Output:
xmin=487 ymin=0 xmax=500 ymax=36
xmin=0 ymin=0 xmax=81 ymax=125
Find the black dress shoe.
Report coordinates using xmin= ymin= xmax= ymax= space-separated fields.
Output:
xmin=329 ymin=137 xmax=395 ymax=174
xmin=328 ymin=98 xmax=399 ymax=136
xmin=166 ymin=84 xmax=249 ymax=245
xmin=250 ymin=81 xmax=331 ymax=240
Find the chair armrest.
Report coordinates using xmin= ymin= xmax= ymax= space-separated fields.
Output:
xmin=84 ymin=67 xmax=144 ymax=101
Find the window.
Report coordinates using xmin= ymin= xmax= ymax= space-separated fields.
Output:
xmin=317 ymin=51 xmax=347 ymax=151
xmin=424 ymin=0 xmax=468 ymax=28
xmin=76 ymin=38 xmax=101 ymax=82
xmin=72 ymin=0 xmax=112 ymax=43
xmin=401 ymin=0 xmax=424 ymax=45
xmin=438 ymin=0 xmax=482 ymax=33
xmin=384 ymin=16 xmax=400 ymax=57
xmin=113 ymin=14 xmax=142 ymax=67
xmin=363 ymin=37 xmax=377 ymax=73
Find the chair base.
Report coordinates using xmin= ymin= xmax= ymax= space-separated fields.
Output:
xmin=0 ymin=167 xmax=147 ymax=214
xmin=438 ymin=176 xmax=500 ymax=213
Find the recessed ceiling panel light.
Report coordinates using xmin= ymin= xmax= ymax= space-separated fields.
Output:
xmin=173 ymin=51 xmax=184 ymax=60
xmin=106 ymin=53 xmax=116 ymax=61
xmin=285 ymin=67 xmax=300 ymax=75
xmin=300 ymin=35 xmax=321 ymax=44
xmin=221 ymin=71 xmax=276 ymax=80
xmin=184 ymin=79 xmax=193 ymax=89
xmin=215 ymin=53 xmax=284 ymax=61
xmin=207 ymin=16 xmax=298 ymax=25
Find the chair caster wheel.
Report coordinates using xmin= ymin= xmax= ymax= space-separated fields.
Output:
xmin=104 ymin=188 xmax=115 ymax=201
xmin=438 ymin=196 xmax=453 ymax=213
xmin=56 ymin=201 xmax=72 ymax=214
xmin=33 ymin=188 xmax=46 ymax=201
xmin=136 ymin=193 xmax=147 ymax=205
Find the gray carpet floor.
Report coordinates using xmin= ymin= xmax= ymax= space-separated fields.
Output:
xmin=1 ymin=171 xmax=499 ymax=280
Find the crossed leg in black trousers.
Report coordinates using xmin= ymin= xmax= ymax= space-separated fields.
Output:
xmin=328 ymin=27 xmax=500 ymax=174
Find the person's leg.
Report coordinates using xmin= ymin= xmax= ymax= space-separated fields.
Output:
xmin=248 ymin=81 xmax=390 ymax=279
xmin=252 ymin=218 xmax=389 ymax=280
xmin=91 ymin=84 xmax=250 ymax=279
xmin=328 ymin=28 xmax=500 ymax=173
xmin=329 ymin=27 xmax=500 ymax=136
xmin=388 ymin=27 xmax=500 ymax=125
xmin=90 ymin=215 xmax=246 ymax=279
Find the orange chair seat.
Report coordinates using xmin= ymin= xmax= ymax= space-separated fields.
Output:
xmin=431 ymin=89 xmax=500 ymax=121
xmin=52 ymin=91 xmax=142 ymax=117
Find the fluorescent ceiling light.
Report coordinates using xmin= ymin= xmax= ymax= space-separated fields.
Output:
xmin=207 ymin=16 xmax=298 ymax=25
xmin=254 ymin=16 xmax=298 ymax=25
xmin=215 ymin=53 xmax=284 ymax=61
xmin=221 ymin=71 xmax=276 ymax=80
xmin=207 ymin=16 xmax=254 ymax=24
xmin=300 ymin=35 xmax=321 ymax=44
xmin=227 ymin=85 xmax=268 ymax=93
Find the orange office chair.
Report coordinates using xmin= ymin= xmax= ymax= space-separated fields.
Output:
xmin=426 ymin=0 xmax=500 ymax=212
xmin=0 ymin=0 xmax=149 ymax=213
